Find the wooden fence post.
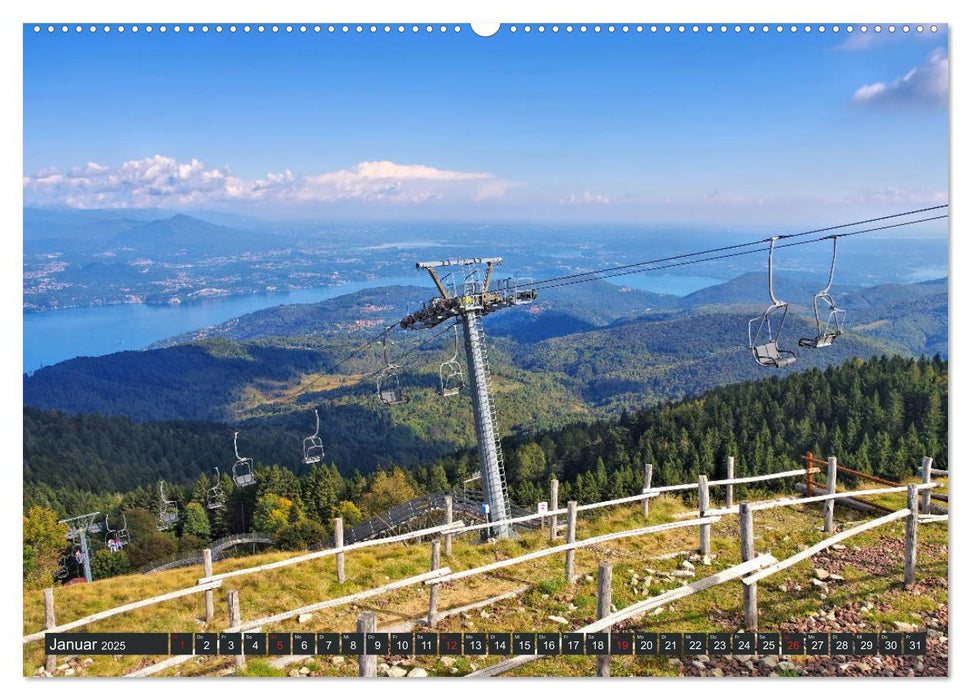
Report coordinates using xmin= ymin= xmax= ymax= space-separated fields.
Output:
xmin=596 ymin=562 xmax=612 ymax=677
xmin=920 ymin=457 xmax=934 ymax=514
xmin=739 ymin=502 xmax=758 ymax=631
xmin=805 ymin=452 xmax=814 ymax=497
xmin=725 ymin=457 xmax=735 ymax=509
xmin=823 ymin=456 xmax=838 ymax=533
xmin=44 ymin=587 xmax=57 ymax=673
xmin=428 ymin=540 xmax=441 ymax=627
xmin=904 ymin=484 xmax=919 ymax=586
xmin=565 ymin=501 xmax=577 ymax=582
xmin=698 ymin=475 xmax=710 ymax=556
xmin=357 ymin=611 xmax=377 ymax=677
xmin=641 ymin=463 xmax=653 ymax=519
xmin=444 ymin=496 xmax=453 ymax=556
xmin=550 ymin=479 xmax=559 ymax=542
xmin=227 ymin=590 xmax=245 ymax=672
xmin=203 ymin=549 xmax=215 ymax=623
xmin=334 ymin=517 xmax=345 ymax=583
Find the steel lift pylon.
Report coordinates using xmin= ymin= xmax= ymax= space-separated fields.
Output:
xmin=399 ymin=257 xmax=536 ymax=538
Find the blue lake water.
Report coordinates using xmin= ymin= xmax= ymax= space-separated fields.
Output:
xmin=22 ymin=272 xmax=724 ymax=372
xmin=22 ymin=276 xmax=422 ymax=373
xmin=20 ymin=254 xmax=946 ymax=373
xmin=618 ymin=273 xmax=724 ymax=297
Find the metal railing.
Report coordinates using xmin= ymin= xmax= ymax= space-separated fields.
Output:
xmin=137 ymin=532 xmax=274 ymax=574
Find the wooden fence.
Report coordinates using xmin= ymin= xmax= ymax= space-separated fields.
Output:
xmin=197 ymin=520 xmax=466 ymax=585
xmin=28 ymin=455 xmax=943 ymax=680
xmin=466 ymin=554 xmax=778 ymax=677
xmin=803 ymin=453 xmax=947 ymax=512
xmin=17 ymin=459 xmax=853 ymax=649
xmin=23 ymin=580 xmax=224 ymax=645
xmin=463 ymin=478 xmax=941 ymax=677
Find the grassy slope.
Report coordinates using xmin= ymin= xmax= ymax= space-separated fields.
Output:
xmin=24 ymin=490 xmax=947 ymax=678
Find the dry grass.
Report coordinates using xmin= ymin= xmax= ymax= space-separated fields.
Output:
xmin=23 ymin=491 xmax=948 ymax=678
xmin=237 ymin=372 xmax=364 ymax=410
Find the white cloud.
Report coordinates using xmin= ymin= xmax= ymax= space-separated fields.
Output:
xmin=22 ymin=155 xmax=514 ymax=209
xmin=853 ymin=49 xmax=948 ymax=108
xmin=564 ymin=191 xmax=610 ymax=205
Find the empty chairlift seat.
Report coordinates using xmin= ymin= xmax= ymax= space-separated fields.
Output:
xmin=437 ymin=325 xmax=465 ymax=398
xmin=206 ymin=467 xmax=226 ymax=509
xmin=798 ymin=236 xmax=846 ymax=349
xmin=376 ymin=333 xmax=411 ymax=406
xmin=748 ymin=237 xmax=798 ymax=369
xmin=752 ymin=339 xmax=798 ymax=368
xmin=302 ymin=408 xmax=325 ymax=464
xmin=157 ymin=481 xmax=181 ymax=531
xmin=230 ymin=431 xmax=257 ymax=488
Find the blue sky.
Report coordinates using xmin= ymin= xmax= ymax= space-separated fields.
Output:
xmin=23 ymin=24 xmax=948 ymax=226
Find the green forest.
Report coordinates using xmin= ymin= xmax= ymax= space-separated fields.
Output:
xmin=23 ymin=354 xmax=946 ymax=587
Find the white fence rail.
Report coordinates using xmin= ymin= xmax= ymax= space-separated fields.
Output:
xmin=23 ymin=580 xmax=223 ymax=644
xmin=741 ymin=509 xmax=911 ymax=585
xmin=197 ymin=520 xmax=464 ymax=585
xmin=424 ymin=516 xmax=722 ymax=587
xmin=467 ymin=553 xmax=777 ymax=677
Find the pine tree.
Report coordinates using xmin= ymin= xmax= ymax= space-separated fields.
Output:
xmin=182 ymin=502 xmax=211 ymax=539
xmin=428 ymin=463 xmax=449 ymax=493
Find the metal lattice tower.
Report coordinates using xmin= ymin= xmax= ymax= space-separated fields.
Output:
xmin=60 ymin=511 xmax=102 ymax=583
xmin=400 ymin=257 xmax=536 ymax=539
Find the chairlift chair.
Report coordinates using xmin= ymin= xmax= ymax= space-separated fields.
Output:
xmin=377 ymin=368 xmax=411 ymax=405
xmin=799 ymin=236 xmax=846 ymax=349
xmin=437 ymin=325 xmax=465 ymax=397
xmin=116 ymin=514 xmax=131 ymax=546
xmin=104 ymin=514 xmax=130 ymax=551
xmin=302 ymin=408 xmax=325 ymax=464
xmin=748 ymin=237 xmax=797 ymax=369
xmin=376 ymin=334 xmax=411 ymax=406
xmin=502 ymin=277 xmax=536 ymax=305
xmin=231 ymin=431 xmax=257 ymax=488
xmin=157 ymin=481 xmax=181 ymax=531
xmin=55 ymin=556 xmax=69 ymax=580
xmin=206 ymin=467 xmax=226 ymax=510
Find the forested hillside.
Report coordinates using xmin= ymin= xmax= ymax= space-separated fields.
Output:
xmin=23 ymin=276 xmax=945 ymax=428
xmin=517 ymin=311 xmax=903 ymax=411
xmin=26 ymin=355 xmax=945 ymax=517
xmin=24 ymin=355 xmax=945 ymax=584
xmin=447 ymin=354 xmax=948 ymax=507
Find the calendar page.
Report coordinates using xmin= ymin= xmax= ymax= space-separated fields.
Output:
xmin=19 ymin=7 xmax=949 ymax=685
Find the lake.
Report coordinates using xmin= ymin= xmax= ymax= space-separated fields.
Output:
xmin=22 ymin=276 xmax=422 ymax=373
xmin=21 ymin=252 xmax=947 ymax=373
xmin=22 ymin=271 xmax=728 ymax=372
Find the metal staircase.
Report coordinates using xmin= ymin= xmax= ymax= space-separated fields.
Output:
xmin=342 ymin=488 xmax=537 ymax=546
xmin=138 ymin=532 xmax=274 ymax=574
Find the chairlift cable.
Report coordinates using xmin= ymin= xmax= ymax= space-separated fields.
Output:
xmin=528 ymin=205 xmax=948 ymax=290
xmin=267 ymin=208 xmax=947 ymax=404
xmin=365 ymin=320 xmax=462 ymax=383
xmin=532 ymin=214 xmax=948 ymax=291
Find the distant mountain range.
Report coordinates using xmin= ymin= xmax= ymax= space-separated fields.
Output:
xmin=20 ymin=265 xmax=947 ymax=494
xmin=24 ymin=206 xmax=949 ymax=313
xmin=25 ymin=210 xmax=283 ymax=257
xmin=24 ymin=271 xmax=945 ymax=423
